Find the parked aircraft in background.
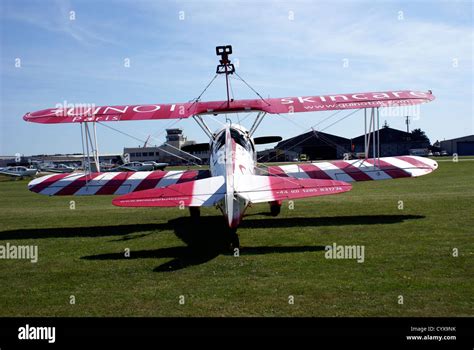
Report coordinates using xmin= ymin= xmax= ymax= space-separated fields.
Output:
xmin=108 ymin=161 xmax=167 ymax=172
xmin=40 ymin=163 xmax=75 ymax=173
xmin=0 ymin=166 xmax=38 ymax=178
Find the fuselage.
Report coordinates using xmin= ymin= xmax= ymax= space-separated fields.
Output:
xmin=209 ymin=124 xmax=256 ymax=228
xmin=0 ymin=166 xmax=38 ymax=177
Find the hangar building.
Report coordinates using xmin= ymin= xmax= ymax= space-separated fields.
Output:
xmin=351 ymin=127 xmax=430 ymax=157
xmin=273 ymin=127 xmax=431 ymax=161
xmin=275 ymin=130 xmax=351 ymax=161
xmin=440 ymin=135 xmax=474 ymax=155
xmin=124 ymin=129 xmax=202 ymax=165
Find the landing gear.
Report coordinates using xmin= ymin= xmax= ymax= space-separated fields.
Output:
xmin=229 ymin=228 xmax=240 ymax=251
xmin=269 ymin=200 xmax=282 ymax=217
xmin=189 ymin=207 xmax=200 ymax=221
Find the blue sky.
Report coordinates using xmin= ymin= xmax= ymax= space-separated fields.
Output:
xmin=1 ymin=0 xmax=472 ymax=156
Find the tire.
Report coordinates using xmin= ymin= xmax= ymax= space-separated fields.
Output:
xmin=270 ymin=204 xmax=281 ymax=217
xmin=189 ymin=207 xmax=201 ymax=220
xmin=229 ymin=228 xmax=240 ymax=250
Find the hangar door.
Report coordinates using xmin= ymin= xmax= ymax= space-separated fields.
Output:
xmin=302 ymin=145 xmax=337 ymax=160
xmin=457 ymin=141 xmax=474 ymax=156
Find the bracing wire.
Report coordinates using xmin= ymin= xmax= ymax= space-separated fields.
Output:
xmin=96 ymin=122 xmax=201 ymax=166
xmin=228 ymin=74 xmax=240 ymax=125
xmin=257 ymin=109 xmax=360 ymax=163
xmin=234 ymin=72 xmax=271 ymax=106
xmin=186 ymin=74 xmax=219 ymax=112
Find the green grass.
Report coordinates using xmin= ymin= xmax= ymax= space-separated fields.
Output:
xmin=0 ymin=159 xmax=473 ymax=316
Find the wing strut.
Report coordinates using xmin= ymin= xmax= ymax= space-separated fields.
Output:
xmin=80 ymin=121 xmax=100 ymax=174
xmin=363 ymin=107 xmax=381 ymax=166
xmin=193 ymin=115 xmax=214 ymax=139
xmin=249 ymin=111 xmax=266 ymax=137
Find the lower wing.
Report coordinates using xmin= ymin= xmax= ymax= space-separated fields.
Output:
xmin=263 ymin=156 xmax=438 ymax=182
xmin=28 ymin=169 xmax=210 ymax=196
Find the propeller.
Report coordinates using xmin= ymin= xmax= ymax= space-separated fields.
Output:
xmin=253 ymin=136 xmax=282 ymax=145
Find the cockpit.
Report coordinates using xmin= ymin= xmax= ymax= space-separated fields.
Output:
xmin=213 ymin=128 xmax=254 ymax=153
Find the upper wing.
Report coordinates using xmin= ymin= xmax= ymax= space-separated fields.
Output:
xmin=23 ymin=90 xmax=434 ymax=124
xmin=23 ymin=102 xmax=198 ymax=124
xmin=28 ymin=169 xmax=211 ymax=196
xmin=261 ymin=90 xmax=435 ymax=114
xmin=264 ymin=156 xmax=438 ymax=182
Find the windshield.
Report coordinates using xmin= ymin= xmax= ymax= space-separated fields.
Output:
xmin=214 ymin=131 xmax=226 ymax=150
xmin=230 ymin=129 xmax=253 ymax=152
xmin=213 ymin=128 xmax=254 ymax=153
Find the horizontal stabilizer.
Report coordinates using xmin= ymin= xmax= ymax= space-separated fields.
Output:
xmin=112 ymin=176 xmax=225 ymax=207
xmin=235 ymin=175 xmax=351 ymax=204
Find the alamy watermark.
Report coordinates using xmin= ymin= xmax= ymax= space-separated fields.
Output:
xmin=379 ymin=105 xmax=421 ymax=120
xmin=18 ymin=324 xmax=55 ymax=343
xmin=53 ymin=100 xmax=97 ymax=117
xmin=0 ymin=243 xmax=38 ymax=263
xmin=325 ymin=242 xmax=365 ymax=263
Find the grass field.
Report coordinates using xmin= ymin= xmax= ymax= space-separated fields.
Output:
xmin=0 ymin=158 xmax=473 ymax=316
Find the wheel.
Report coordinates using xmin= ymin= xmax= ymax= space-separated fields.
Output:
xmin=189 ymin=207 xmax=200 ymax=220
xmin=228 ymin=228 xmax=240 ymax=251
xmin=270 ymin=203 xmax=281 ymax=217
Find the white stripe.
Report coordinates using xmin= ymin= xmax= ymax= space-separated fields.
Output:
xmin=155 ymin=171 xmax=184 ymax=188
xmin=189 ymin=176 xmax=225 ymax=206
xmin=39 ymin=173 xmax=85 ymax=195
xmin=235 ymin=175 xmax=275 ymax=203
xmin=280 ymin=164 xmax=308 ymax=178
xmin=409 ymin=156 xmax=438 ymax=170
xmin=345 ymin=159 xmax=392 ymax=180
xmin=310 ymin=162 xmax=354 ymax=182
xmin=114 ymin=171 xmax=153 ymax=195
xmin=28 ymin=173 xmax=60 ymax=188
xmin=74 ymin=172 xmax=122 ymax=195
xmin=94 ymin=172 xmax=124 ymax=182
xmin=382 ymin=157 xmax=428 ymax=177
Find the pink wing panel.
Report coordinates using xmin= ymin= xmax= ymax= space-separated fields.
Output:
xmin=23 ymin=91 xmax=434 ymax=124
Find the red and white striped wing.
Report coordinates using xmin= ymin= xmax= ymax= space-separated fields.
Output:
xmin=28 ymin=170 xmax=211 ymax=196
xmin=23 ymin=91 xmax=434 ymax=124
xmin=234 ymin=175 xmax=352 ymax=204
xmin=265 ymin=156 xmax=438 ymax=182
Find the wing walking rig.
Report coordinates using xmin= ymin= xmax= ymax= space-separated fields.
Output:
xmin=24 ymin=45 xmax=437 ymax=243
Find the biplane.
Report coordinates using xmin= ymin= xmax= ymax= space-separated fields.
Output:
xmin=24 ymin=45 xmax=438 ymax=247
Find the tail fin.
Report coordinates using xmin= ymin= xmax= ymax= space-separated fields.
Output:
xmin=235 ymin=175 xmax=351 ymax=204
xmin=112 ymin=176 xmax=225 ymax=207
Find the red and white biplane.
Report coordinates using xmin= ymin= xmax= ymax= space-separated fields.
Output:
xmin=24 ymin=46 xmax=438 ymax=247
